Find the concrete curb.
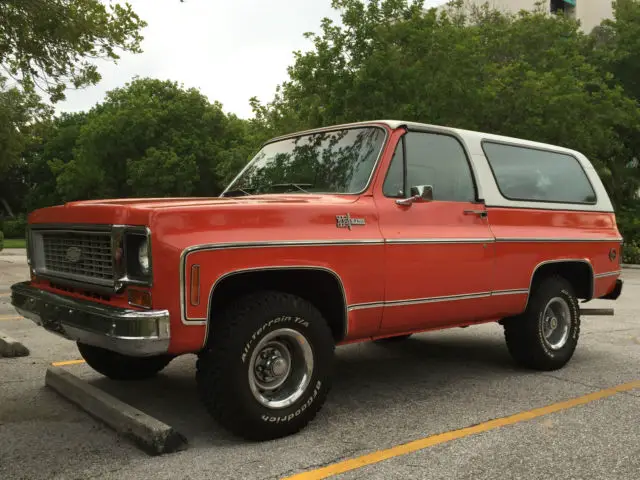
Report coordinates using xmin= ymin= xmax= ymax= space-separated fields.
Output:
xmin=45 ymin=367 xmax=188 ymax=455
xmin=0 ymin=331 xmax=30 ymax=357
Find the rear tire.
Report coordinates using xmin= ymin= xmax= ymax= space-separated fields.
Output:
xmin=196 ymin=291 xmax=335 ymax=441
xmin=503 ymin=276 xmax=580 ymax=371
xmin=77 ymin=342 xmax=173 ymax=380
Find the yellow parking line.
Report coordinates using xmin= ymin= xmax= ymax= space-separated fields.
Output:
xmin=51 ymin=359 xmax=86 ymax=367
xmin=284 ymin=380 xmax=640 ymax=480
xmin=0 ymin=314 xmax=21 ymax=321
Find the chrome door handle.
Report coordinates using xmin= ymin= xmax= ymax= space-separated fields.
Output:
xmin=464 ymin=210 xmax=488 ymax=218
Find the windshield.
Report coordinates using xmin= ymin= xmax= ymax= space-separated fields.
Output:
xmin=223 ymin=126 xmax=386 ymax=195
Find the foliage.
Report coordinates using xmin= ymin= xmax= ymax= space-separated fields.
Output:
xmin=0 ymin=0 xmax=146 ymax=179
xmin=0 ymin=230 xmax=3 ymax=251
xmin=0 ymin=0 xmax=146 ymax=103
xmin=591 ymin=0 xmax=640 ymax=101
xmin=48 ymin=78 xmax=255 ymax=202
xmin=0 ymin=77 xmax=53 ymax=174
xmin=622 ymin=241 xmax=640 ymax=263
xmin=0 ymin=213 xmax=27 ymax=238
xmin=20 ymin=112 xmax=87 ymax=212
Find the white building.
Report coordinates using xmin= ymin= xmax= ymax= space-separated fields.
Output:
xmin=437 ymin=1 xmax=614 ymax=32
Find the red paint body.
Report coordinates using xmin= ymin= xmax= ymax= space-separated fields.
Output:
xmin=26 ymin=123 xmax=623 ymax=355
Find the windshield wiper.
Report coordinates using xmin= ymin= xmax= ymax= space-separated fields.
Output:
xmin=221 ymin=188 xmax=252 ymax=197
xmin=266 ymin=183 xmax=313 ymax=193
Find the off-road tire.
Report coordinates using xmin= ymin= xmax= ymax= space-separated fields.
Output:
xmin=373 ymin=334 xmax=413 ymax=343
xmin=77 ymin=342 xmax=173 ymax=380
xmin=503 ymin=275 xmax=580 ymax=371
xmin=196 ymin=291 xmax=335 ymax=441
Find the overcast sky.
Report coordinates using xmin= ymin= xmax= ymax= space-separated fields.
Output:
xmin=57 ymin=0 xmax=448 ymax=118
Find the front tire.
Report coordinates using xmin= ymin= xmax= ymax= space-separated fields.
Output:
xmin=503 ymin=276 xmax=580 ymax=371
xmin=196 ymin=291 xmax=335 ymax=441
xmin=77 ymin=342 xmax=173 ymax=380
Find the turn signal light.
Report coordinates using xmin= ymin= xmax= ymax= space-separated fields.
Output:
xmin=128 ymin=289 xmax=152 ymax=309
xmin=190 ymin=264 xmax=201 ymax=306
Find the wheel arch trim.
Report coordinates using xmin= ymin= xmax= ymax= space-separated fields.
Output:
xmin=203 ymin=265 xmax=349 ymax=348
xmin=524 ymin=258 xmax=595 ymax=310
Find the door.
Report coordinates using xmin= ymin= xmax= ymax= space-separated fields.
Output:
xmin=375 ymin=130 xmax=496 ymax=333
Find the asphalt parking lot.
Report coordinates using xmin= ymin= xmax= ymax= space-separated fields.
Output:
xmin=1 ymin=250 xmax=639 ymax=480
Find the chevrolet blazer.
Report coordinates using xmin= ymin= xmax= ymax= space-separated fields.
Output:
xmin=11 ymin=120 xmax=624 ymax=441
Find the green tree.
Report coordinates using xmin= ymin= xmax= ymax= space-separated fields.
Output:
xmin=591 ymin=0 xmax=640 ymax=101
xmin=0 ymin=77 xmax=52 ymax=176
xmin=20 ymin=112 xmax=87 ymax=212
xmin=0 ymin=0 xmax=146 ymax=103
xmin=0 ymin=0 xmax=146 ymax=190
xmin=588 ymin=0 xmax=640 ymax=243
xmin=54 ymin=78 xmax=254 ymax=200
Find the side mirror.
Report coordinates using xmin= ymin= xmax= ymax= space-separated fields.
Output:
xmin=410 ymin=185 xmax=433 ymax=201
xmin=396 ymin=185 xmax=434 ymax=206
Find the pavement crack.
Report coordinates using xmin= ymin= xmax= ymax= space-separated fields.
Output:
xmin=582 ymin=328 xmax=638 ymax=335
xmin=617 ymin=390 xmax=640 ymax=399
xmin=538 ymin=373 xmax=604 ymax=391
xmin=540 ymin=374 xmax=640 ymax=398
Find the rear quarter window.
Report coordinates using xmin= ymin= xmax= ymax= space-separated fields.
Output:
xmin=482 ymin=141 xmax=597 ymax=205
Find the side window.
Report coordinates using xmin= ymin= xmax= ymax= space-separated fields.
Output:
xmin=382 ymin=140 xmax=404 ymax=198
xmin=405 ymin=132 xmax=476 ymax=202
xmin=482 ymin=142 xmax=597 ymax=204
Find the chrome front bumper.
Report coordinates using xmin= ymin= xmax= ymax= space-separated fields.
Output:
xmin=10 ymin=282 xmax=170 ymax=357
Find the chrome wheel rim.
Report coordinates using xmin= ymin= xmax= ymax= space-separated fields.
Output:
xmin=541 ymin=297 xmax=571 ymax=350
xmin=248 ymin=327 xmax=314 ymax=409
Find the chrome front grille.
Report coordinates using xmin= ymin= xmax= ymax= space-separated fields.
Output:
xmin=39 ymin=231 xmax=114 ymax=284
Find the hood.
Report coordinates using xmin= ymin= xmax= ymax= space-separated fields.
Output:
xmin=28 ymin=194 xmax=361 ymax=226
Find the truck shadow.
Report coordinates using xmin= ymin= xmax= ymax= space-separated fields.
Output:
xmin=85 ymin=328 xmax=584 ymax=449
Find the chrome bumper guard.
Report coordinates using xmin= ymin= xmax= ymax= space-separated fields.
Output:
xmin=10 ymin=281 xmax=170 ymax=357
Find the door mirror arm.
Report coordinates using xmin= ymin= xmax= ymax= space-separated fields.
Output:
xmin=396 ymin=185 xmax=433 ymax=206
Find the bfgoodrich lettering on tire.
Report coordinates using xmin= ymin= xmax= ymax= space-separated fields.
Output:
xmin=503 ymin=275 xmax=580 ymax=371
xmin=196 ymin=291 xmax=335 ymax=441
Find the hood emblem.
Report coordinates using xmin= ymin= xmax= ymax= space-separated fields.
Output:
xmin=65 ymin=246 xmax=83 ymax=263
xmin=336 ymin=214 xmax=366 ymax=230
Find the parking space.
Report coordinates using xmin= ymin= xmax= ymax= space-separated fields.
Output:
xmin=1 ymin=251 xmax=638 ymax=480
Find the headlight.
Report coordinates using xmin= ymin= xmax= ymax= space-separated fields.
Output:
xmin=138 ymin=239 xmax=150 ymax=274
xmin=123 ymin=230 xmax=152 ymax=283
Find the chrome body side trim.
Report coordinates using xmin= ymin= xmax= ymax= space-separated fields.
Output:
xmin=202 ymin=266 xmax=349 ymax=348
xmin=347 ymin=289 xmax=530 ymax=311
xmin=179 ymin=239 xmax=384 ymax=325
xmin=385 ymin=238 xmax=494 ymax=245
xmin=594 ymin=270 xmax=622 ymax=279
xmin=385 ymin=291 xmax=491 ymax=307
xmin=493 ymin=288 xmax=530 ymax=296
xmin=180 ymin=238 xmax=613 ymax=325
xmin=495 ymin=237 xmax=623 ymax=243
xmin=10 ymin=281 xmax=170 ymax=357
